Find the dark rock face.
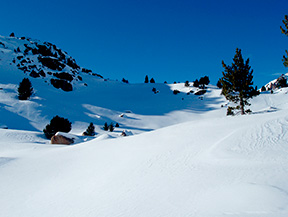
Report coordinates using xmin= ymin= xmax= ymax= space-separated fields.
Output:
xmin=51 ymin=79 xmax=73 ymax=92
xmin=29 ymin=70 xmax=40 ymax=78
xmin=53 ymin=72 xmax=73 ymax=82
xmin=3 ymin=35 xmax=104 ymax=91
xmin=38 ymin=56 xmax=65 ymax=71
xmin=82 ymin=68 xmax=92 ymax=73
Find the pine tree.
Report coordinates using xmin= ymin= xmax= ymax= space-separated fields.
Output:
xmin=18 ymin=78 xmax=34 ymax=100
xmin=43 ymin=116 xmax=72 ymax=139
xmin=103 ymin=122 xmax=109 ymax=131
xmin=150 ymin=78 xmax=155 ymax=83
xmin=261 ymin=86 xmax=266 ymax=92
xmin=199 ymin=76 xmax=210 ymax=89
xmin=83 ymin=122 xmax=95 ymax=136
xmin=280 ymin=15 xmax=288 ymax=36
xmin=216 ymin=79 xmax=222 ymax=88
xmin=184 ymin=81 xmax=190 ymax=87
xmin=221 ymin=48 xmax=256 ymax=115
xmin=145 ymin=75 xmax=149 ymax=83
xmin=108 ymin=123 xmax=114 ymax=132
xmin=276 ymin=75 xmax=288 ymax=88
xmin=193 ymin=79 xmax=199 ymax=87
xmin=281 ymin=15 xmax=288 ymax=67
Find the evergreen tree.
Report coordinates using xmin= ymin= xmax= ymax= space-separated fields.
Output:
xmin=122 ymin=78 xmax=129 ymax=83
xmin=216 ymin=79 xmax=222 ymax=88
xmin=199 ymin=76 xmax=210 ymax=89
xmin=184 ymin=81 xmax=190 ymax=87
xmin=145 ymin=75 xmax=149 ymax=83
xmin=43 ymin=116 xmax=72 ymax=139
xmin=103 ymin=122 xmax=109 ymax=131
xmin=281 ymin=15 xmax=288 ymax=67
xmin=83 ymin=122 xmax=95 ymax=136
xmin=280 ymin=15 xmax=288 ymax=36
xmin=261 ymin=86 xmax=266 ymax=92
xmin=193 ymin=79 xmax=199 ymax=87
xmin=108 ymin=123 xmax=114 ymax=132
xmin=276 ymin=75 xmax=288 ymax=88
xmin=18 ymin=78 xmax=34 ymax=100
xmin=115 ymin=123 xmax=119 ymax=127
xmin=150 ymin=78 xmax=155 ymax=83
xmin=220 ymin=48 xmax=256 ymax=115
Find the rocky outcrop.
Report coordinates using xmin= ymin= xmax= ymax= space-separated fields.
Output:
xmin=0 ymin=35 xmax=104 ymax=92
xmin=51 ymin=134 xmax=74 ymax=145
xmin=50 ymin=78 xmax=73 ymax=91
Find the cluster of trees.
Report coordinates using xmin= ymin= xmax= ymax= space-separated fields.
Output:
xmin=193 ymin=76 xmax=210 ymax=89
xmin=43 ymin=117 xmax=122 ymax=139
xmin=103 ymin=122 xmax=119 ymax=132
xmin=144 ymin=75 xmax=155 ymax=83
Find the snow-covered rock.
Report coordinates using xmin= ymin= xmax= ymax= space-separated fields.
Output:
xmin=0 ymin=35 xmax=103 ymax=91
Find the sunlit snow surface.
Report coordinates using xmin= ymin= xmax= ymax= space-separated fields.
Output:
xmin=1 ymin=36 xmax=288 ymax=217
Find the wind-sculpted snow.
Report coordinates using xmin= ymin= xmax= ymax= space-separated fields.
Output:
xmin=1 ymin=106 xmax=288 ymax=216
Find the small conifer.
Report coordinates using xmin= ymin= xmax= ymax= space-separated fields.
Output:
xmin=103 ymin=122 xmax=109 ymax=131
xmin=217 ymin=79 xmax=222 ymax=88
xmin=193 ymin=79 xmax=199 ymax=87
xmin=83 ymin=122 xmax=95 ymax=136
xmin=261 ymin=86 xmax=266 ymax=92
xmin=18 ymin=78 xmax=34 ymax=100
xmin=108 ymin=123 xmax=114 ymax=132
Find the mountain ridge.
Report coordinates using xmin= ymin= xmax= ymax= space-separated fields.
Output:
xmin=0 ymin=35 xmax=103 ymax=91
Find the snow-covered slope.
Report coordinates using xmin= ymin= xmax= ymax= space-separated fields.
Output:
xmin=0 ymin=35 xmax=102 ymax=91
xmin=1 ymin=34 xmax=288 ymax=216
xmin=1 ymin=90 xmax=288 ymax=217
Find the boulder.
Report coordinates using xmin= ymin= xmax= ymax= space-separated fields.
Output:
xmin=51 ymin=134 xmax=74 ymax=145
xmin=121 ymin=130 xmax=127 ymax=136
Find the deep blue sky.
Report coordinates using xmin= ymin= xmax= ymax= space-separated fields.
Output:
xmin=1 ymin=0 xmax=287 ymax=86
